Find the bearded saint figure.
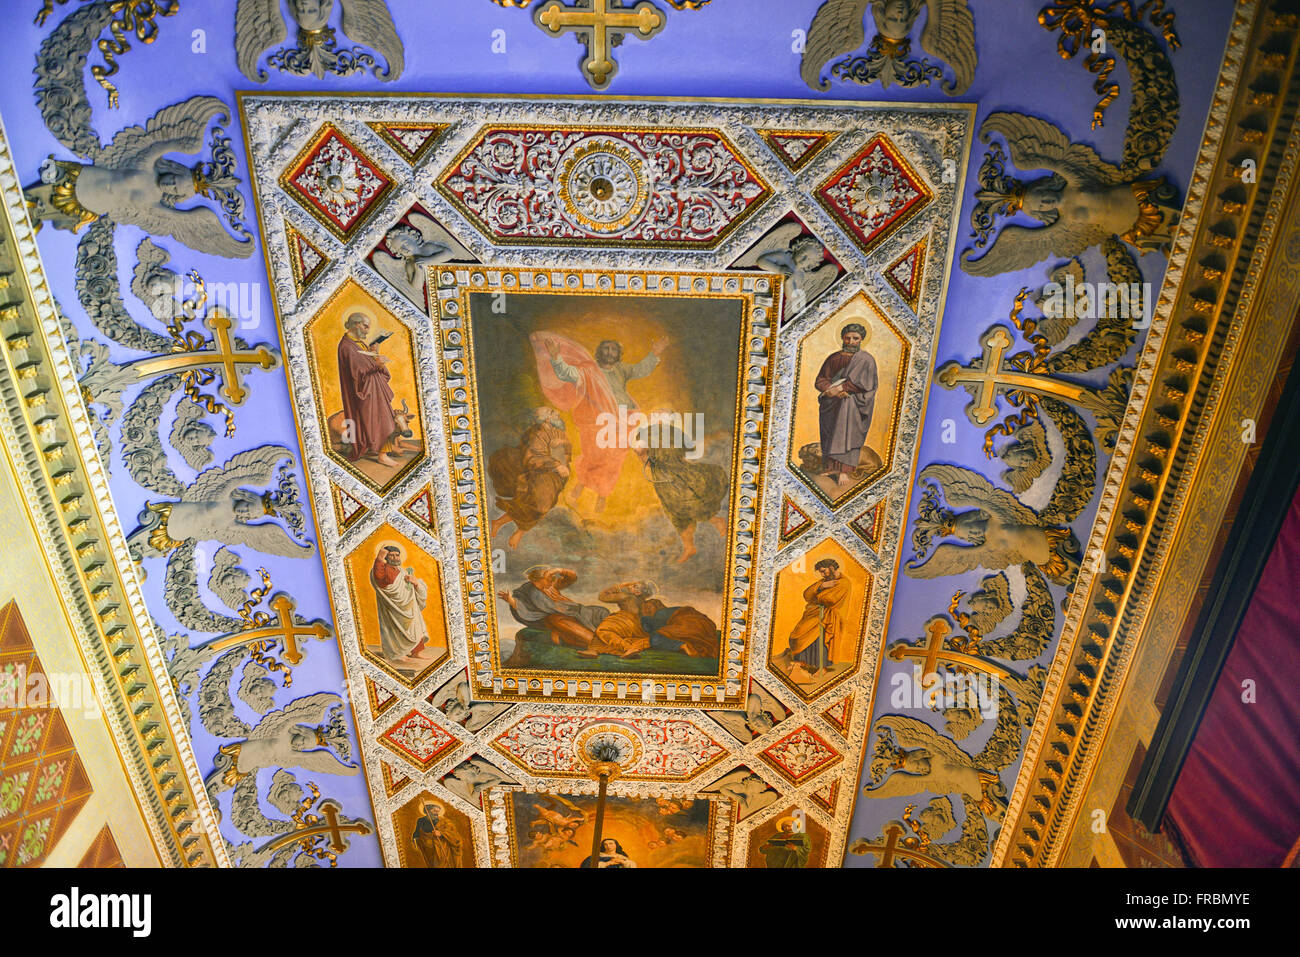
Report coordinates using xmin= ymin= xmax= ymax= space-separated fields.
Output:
xmin=815 ymin=322 xmax=878 ymax=486
xmin=488 ymin=406 xmax=572 ymax=549
xmin=412 ymin=800 xmax=462 ymax=868
xmin=371 ymin=545 xmax=434 ymax=665
xmin=337 ymin=311 xmax=401 ymax=467
xmin=779 ymin=558 xmax=853 ymax=681
xmin=533 ymin=331 xmax=667 ymax=511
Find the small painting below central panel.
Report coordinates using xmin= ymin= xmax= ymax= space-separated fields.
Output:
xmin=437 ymin=268 xmax=776 ymax=707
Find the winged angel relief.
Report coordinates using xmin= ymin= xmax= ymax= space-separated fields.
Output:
xmin=27 ymin=85 xmax=252 ymax=259
xmin=236 ymin=0 xmax=404 ymax=81
xmin=801 ymin=0 xmax=976 ymax=94
xmin=962 ymin=5 xmax=1181 ymax=279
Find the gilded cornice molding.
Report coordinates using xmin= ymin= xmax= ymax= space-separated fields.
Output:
xmin=995 ymin=0 xmax=1300 ymax=867
xmin=0 ymin=112 xmax=228 ymax=867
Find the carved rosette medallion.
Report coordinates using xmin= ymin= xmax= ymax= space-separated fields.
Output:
xmin=556 ymin=137 xmax=648 ymax=233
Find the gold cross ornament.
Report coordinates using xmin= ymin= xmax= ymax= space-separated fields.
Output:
xmin=936 ymin=324 xmax=1088 ymax=426
xmin=852 ymin=824 xmax=948 ymax=868
xmin=206 ymin=593 xmax=331 ymax=666
xmin=125 ymin=311 xmax=276 ymax=405
xmin=533 ymin=0 xmax=667 ymax=89
xmin=256 ymin=799 xmax=373 ymax=859
xmin=885 ymin=616 xmax=1014 ymax=681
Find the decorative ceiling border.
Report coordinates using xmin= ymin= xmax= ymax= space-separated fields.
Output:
xmin=0 ymin=113 xmax=227 ymax=867
xmin=994 ymin=0 xmax=1300 ymax=867
xmin=238 ymin=92 xmax=974 ymax=867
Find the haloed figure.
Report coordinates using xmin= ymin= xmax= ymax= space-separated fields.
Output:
xmin=538 ymin=333 xmax=667 ymax=512
xmin=815 ymin=322 xmax=878 ymax=487
xmin=488 ymin=406 xmax=572 ymax=549
xmin=336 ymin=311 xmax=402 ymax=468
xmin=779 ymin=558 xmax=852 ymax=682
xmin=580 ymin=838 xmax=637 ymax=868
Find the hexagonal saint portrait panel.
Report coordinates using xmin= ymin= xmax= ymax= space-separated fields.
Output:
xmin=391 ymin=790 xmax=475 ymax=868
xmin=746 ymin=806 xmax=831 ymax=868
xmin=767 ymin=537 xmax=872 ymax=701
xmin=788 ymin=292 xmax=910 ymax=508
xmin=343 ymin=523 xmax=450 ymax=687
xmin=303 ymin=279 xmax=426 ymax=493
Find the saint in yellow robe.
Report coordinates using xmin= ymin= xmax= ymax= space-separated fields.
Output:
xmin=785 ymin=576 xmax=852 ymax=666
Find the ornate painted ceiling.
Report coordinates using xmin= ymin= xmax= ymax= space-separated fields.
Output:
xmin=0 ymin=0 xmax=1295 ymax=869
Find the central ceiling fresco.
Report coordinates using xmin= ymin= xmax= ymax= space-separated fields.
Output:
xmin=0 ymin=0 xmax=1266 ymax=869
xmin=241 ymin=93 xmax=971 ymax=865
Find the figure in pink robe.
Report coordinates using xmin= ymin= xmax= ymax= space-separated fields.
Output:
xmin=530 ymin=331 xmax=665 ymax=510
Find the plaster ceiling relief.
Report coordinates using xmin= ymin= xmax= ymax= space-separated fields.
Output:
xmin=241 ymin=92 xmax=972 ymax=866
xmin=0 ymin=0 xmax=1268 ymax=876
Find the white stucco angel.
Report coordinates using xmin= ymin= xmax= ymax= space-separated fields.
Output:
xmin=24 ymin=95 xmax=253 ymax=259
xmin=961 ymin=112 xmax=1181 ymax=277
xmin=905 ymin=463 xmax=1081 ymax=587
xmin=733 ymin=222 xmax=837 ymax=321
xmin=370 ymin=212 xmax=470 ymax=310
xmin=129 ymin=444 xmax=312 ymax=559
xmin=207 ymin=692 xmax=359 ymax=796
xmin=862 ymin=713 xmax=1006 ymax=820
xmin=236 ymin=0 xmax=404 ymax=81
xmin=802 ymin=0 xmax=976 ymax=93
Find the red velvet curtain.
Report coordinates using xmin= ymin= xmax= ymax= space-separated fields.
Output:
xmin=1164 ymin=485 xmax=1300 ymax=866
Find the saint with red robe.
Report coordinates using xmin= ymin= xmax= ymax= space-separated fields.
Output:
xmin=371 ymin=545 xmax=432 ymax=664
xmin=337 ymin=311 xmax=400 ymax=467
xmin=529 ymin=331 xmax=666 ymax=510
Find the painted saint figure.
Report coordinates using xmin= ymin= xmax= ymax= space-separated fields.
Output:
xmin=533 ymin=332 xmax=667 ymax=511
xmin=498 ymin=566 xmax=609 ymax=649
xmin=371 ymin=544 xmax=434 ymax=666
xmin=336 ymin=311 xmax=401 ymax=467
xmin=759 ymin=817 xmax=813 ymax=868
xmin=585 ymin=581 xmax=654 ymax=658
xmin=580 ymin=838 xmax=637 ymax=868
xmin=779 ymin=558 xmax=852 ymax=681
xmin=412 ymin=800 xmax=463 ymax=868
xmin=815 ymin=322 xmax=878 ymax=486
xmin=488 ymin=407 xmax=572 ymax=549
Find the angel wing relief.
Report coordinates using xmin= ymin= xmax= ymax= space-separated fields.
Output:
xmin=236 ymin=0 xmax=405 ymax=81
xmin=802 ymin=0 xmax=976 ymax=93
